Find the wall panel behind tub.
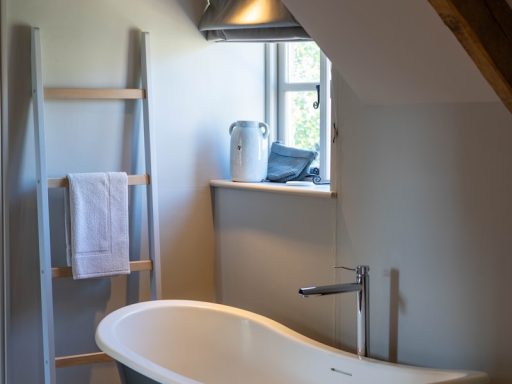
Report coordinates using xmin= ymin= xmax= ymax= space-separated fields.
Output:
xmin=213 ymin=187 xmax=337 ymax=346
xmin=334 ymin=69 xmax=512 ymax=383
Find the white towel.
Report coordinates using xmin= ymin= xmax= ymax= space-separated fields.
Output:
xmin=65 ymin=172 xmax=130 ymax=279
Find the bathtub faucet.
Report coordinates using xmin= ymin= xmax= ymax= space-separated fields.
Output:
xmin=298 ymin=265 xmax=370 ymax=358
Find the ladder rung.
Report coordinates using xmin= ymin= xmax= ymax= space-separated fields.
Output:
xmin=44 ymin=88 xmax=146 ymax=100
xmin=55 ymin=352 xmax=113 ymax=368
xmin=48 ymin=174 xmax=149 ymax=188
xmin=52 ymin=260 xmax=153 ymax=279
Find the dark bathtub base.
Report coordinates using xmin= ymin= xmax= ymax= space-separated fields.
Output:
xmin=118 ymin=363 xmax=161 ymax=384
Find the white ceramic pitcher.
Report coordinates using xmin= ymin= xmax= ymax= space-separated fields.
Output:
xmin=229 ymin=120 xmax=269 ymax=182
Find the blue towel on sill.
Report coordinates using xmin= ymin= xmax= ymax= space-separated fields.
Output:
xmin=267 ymin=142 xmax=317 ymax=182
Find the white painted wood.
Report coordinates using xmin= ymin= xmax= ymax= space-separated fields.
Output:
xmin=277 ymin=43 xmax=287 ymax=143
xmin=319 ymin=54 xmax=331 ymax=181
xmin=329 ymin=68 xmax=340 ymax=194
xmin=31 ymin=27 xmax=56 ymax=384
xmin=141 ymin=32 xmax=162 ymax=300
xmin=264 ymin=43 xmax=278 ymax=143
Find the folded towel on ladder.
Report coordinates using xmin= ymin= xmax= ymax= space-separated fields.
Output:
xmin=65 ymin=172 xmax=130 ymax=279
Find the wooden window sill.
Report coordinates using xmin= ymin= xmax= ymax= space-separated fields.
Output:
xmin=210 ymin=179 xmax=337 ymax=199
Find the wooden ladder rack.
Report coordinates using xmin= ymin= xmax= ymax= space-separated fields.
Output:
xmin=31 ymin=27 xmax=162 ymax=384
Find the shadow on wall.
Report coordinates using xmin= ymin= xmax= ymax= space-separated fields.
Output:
xmin=334 ymin=264 xmax=404 ymax=359
xmin=176 ymin=0 xmax=206 ymax=28
xmin=450 ymin=108 xmax=512 ymax=384
xmin=158 ymin=126 xmax=220 ymax=301
xmin=388 ymin=267 xmax=400 ymax=363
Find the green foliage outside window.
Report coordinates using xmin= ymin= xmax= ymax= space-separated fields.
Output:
xmin=288 ymin=42 xmax=320 ymax=83
xmin=286 ymin=42 xmax=321 ymax=166
xmin=288 ymin=91 xmax=320 ymax=152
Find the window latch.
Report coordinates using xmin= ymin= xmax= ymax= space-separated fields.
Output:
xmin=313 ymin=84 xmax=320 ymax=109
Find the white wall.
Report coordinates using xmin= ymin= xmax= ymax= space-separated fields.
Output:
xmin=282 ymin=0 xmax=498 ymax=105
xmin=5 ymin=0 xmax=264 ymax=382
xmin=212 ymin=1 xmax=512 ymax=383
xmin=213 ymin=188 xmax=337 ymax=346
xmin=333 ymin=71 xmax=512 ymax=382
xmin=213 ymin=73 xmax=512 ymax=384
xmin=278 ymin=1 xmax=512 ymax=382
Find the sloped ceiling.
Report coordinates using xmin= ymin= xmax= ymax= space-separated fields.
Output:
xmin=282 ymin=0 xmax=499 ymax=105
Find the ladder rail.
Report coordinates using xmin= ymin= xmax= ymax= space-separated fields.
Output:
xmin=141 ymin=32 xmax=162 ymax=300
xmin=31 ymin=27 xmax=57 ymax=384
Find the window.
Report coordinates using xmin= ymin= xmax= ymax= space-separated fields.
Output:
xmin=266 ymin=42 xmax=331 ymax=181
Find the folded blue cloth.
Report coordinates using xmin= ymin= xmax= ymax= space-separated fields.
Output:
xmin=267 ymin=142 xmax=317 ymax=182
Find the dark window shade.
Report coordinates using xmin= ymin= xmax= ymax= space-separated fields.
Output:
xmin=198 ymin=0 xmax=311 ymax=42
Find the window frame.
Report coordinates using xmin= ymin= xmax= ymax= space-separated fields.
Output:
xmin=265 ymin=42 xmax=331 ymax=181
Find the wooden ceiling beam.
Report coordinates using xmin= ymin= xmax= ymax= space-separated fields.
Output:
xmin=429 ymin=0 xmax=512 ymax=113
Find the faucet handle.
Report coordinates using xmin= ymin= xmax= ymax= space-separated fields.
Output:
xmin=333 ymin=266 xmax=356 ymax=271
xmin=334 ymin=265 xmax=370 ymax=275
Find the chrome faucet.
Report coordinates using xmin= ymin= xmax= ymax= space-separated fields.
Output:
xmin=299 ymin=265 xmax=370 ymax=357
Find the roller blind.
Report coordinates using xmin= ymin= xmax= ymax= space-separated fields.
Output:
xmin=198 ymin=0 xmax=311 ymax=42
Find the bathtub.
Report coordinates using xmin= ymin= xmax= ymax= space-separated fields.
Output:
xmin=95 ymin=300 xmax=488 ymax=384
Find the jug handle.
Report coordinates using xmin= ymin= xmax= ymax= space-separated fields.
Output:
xmin=259 ymin=122 xmax=269 ymax=138
xmin=229 ymin=122 xmax=237 ymax=135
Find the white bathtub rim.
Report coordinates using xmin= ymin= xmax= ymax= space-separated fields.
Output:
xmin=95 ymin=300 xmax=488 ymax=384
xmin=95 ymin=299 xmax=364 ymax=384
xmin=96 ymin=301 xmax=200 ymax=384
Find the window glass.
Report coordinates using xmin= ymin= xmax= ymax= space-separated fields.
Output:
xmin=287 ymin=42 xmax=320 ymax=83
xmin=284 ymin=91 xmax=320 ymax=167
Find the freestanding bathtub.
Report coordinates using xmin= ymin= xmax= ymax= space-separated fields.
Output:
xmin=95 ymin=300 xmax=488 ymax=384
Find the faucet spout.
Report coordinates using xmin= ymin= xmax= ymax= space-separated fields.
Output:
xmin=299 ymin=283 xmax=361 ymax=297
xmin=298 ymin=265 xmax=370 ymax=358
